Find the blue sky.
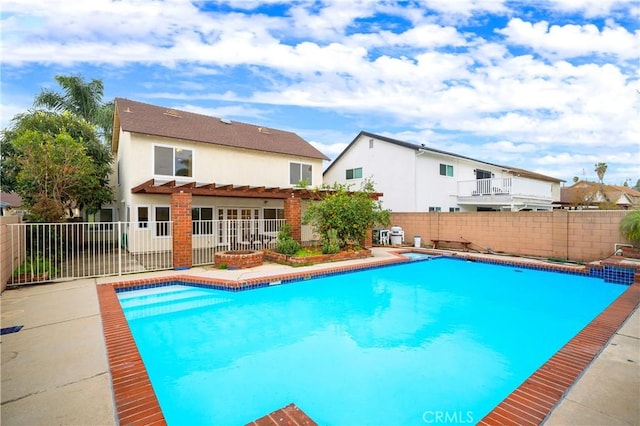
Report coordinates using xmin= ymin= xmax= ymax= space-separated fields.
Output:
xmin=1 ymin=0 xmax=639 ymax=186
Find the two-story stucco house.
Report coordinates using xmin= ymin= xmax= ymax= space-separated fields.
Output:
xmin=323 ymin=131 xmax=563 ymax=212
xmin=108 ymin=98 xmax=329 ymax=253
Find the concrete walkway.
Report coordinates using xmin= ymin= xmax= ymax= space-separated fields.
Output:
xmin=1 ymin=249 xmax=638 ymax=425
xmin=544 ymin=308 xmax=639 ymax=425
xmin=1 ymin=278 xmax=117 ymax=425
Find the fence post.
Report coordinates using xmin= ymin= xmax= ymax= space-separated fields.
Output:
xmin=171 ymin=191 xmax=193 ymax=270
xmin=117 ymin=221 xmax=122 ymax=276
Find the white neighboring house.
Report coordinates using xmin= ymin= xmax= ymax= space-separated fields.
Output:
xmin=103 ymin=98 xmax=329 ymax=252
xmin=323 ymin=131 xmax=563 ymax=212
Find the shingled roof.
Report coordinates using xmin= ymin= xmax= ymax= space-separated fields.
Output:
xmin=112 ymin=98 xmax=329 ymax=161
xmin=325 ymin=131 xmax=563 ymax=183
xmin=560 ymin=180 xmax=640 ymax=207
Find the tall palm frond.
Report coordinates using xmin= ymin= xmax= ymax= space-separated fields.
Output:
xmin=33 ymin=75 xmax=113 ymax=143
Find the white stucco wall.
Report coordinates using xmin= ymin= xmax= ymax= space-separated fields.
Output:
xmin=324 ymin=134 xmax=558 ymax=213
xmin=113 ymin=130 xmax=319 ymax=222
xmin=323 ymin=135 xmax=416 ymax=212
xmin=124 ymin=133 xmax=324 ymax=189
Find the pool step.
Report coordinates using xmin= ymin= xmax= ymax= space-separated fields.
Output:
xmin=118 ymin=285 xmax=232 ymax=320
xmin=118 ymin=286 xmax=213 ymax=308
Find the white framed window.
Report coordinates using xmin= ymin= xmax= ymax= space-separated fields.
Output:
xmin=137 ymin=206 xmax=149 ymax=229
xmin=192 ymin=207 xmax=214 ymax=235
xmin=449 ymin=207 xmax=460 ymax=212
xmin=346 ymin=167 xmax=363 ymax=180
xmin=369 ymin=138 xmax=374 ymax=149
xmin=289 ymin=162 xmax=312 ymax=186
xmin=429 ymin=206 xmax=442 ymax=212
xmin=154 ymin=145 xmax=193 ymax=177
xmin=439 ymin=164 xmax=454 ymax=177
xmin=155 ymin=206 xmax=171 ymax=237
xmin=263 ymin=208 xmax=284 ymax=220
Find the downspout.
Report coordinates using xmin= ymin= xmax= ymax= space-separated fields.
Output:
xmin=415 ymin=148 xmax=426 ymax=212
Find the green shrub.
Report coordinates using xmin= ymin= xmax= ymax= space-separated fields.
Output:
xmin=322 ymin=228 xmax=341 ymax=254
xmin=303 ymin=178 xmax=390 ymax=249
xmin=620 ymin=211 xmax=640 ymax=247
xmin=13 ymin=255 xmax=58 ymax=278
xmin=276 ymin=223 xmax=301 ymax=255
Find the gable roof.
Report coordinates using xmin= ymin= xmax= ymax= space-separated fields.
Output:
xmin=560 ymin=180 xmax=640 ymax=206
xmin=324 ymin=131 xmax=563 ymax=183
xmin=112 ymin=98 xmax=329 ymax=161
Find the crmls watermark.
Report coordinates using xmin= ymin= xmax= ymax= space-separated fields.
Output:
xmin=422 ymin=410 xmax=474 ymax=424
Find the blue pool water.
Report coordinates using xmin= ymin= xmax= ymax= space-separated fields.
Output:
xmin=117 ymin=258 xmax=626 ymax=425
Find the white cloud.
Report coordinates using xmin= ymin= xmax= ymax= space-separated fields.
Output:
xmin=548 ymin=0 xmax=635 ymax=18
xmin=497 ymin=18 xmax=639 ymax=60
xmin=0 ymin=0 xmax=637 ymax=185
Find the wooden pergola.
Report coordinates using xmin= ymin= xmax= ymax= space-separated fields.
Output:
xmin=131 ymin=179 xmax=381 ymax=200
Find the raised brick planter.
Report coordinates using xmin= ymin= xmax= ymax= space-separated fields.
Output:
xmin=264 ymin=248 xmax=371 ymax=265
xmin=214 ymin=250 xmax=264 ymax=269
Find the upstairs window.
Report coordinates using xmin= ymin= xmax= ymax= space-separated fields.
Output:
xmin=290 ymin=162 xmax=312 ymax=186
xmin=429 ymin=206 xmax=442 ymax=212
xmin=439 ymin=163 xmax=454 ymax=177
xmin=154 ymin=146 xmax=193 ymax=177
xmin=346 ymin=167 xmax=363 ymax=180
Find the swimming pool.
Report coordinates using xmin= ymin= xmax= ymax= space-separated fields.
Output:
xmin=117 ymin=258 xmax=626 ymax=425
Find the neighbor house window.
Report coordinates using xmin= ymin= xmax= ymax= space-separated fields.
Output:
xmin=87 ymin=208 xmax=114 ymax=229
xmin=154 ymin=145 xmax=193 ymax=177
xmin=429 ymin=206 xmax=442 ymax=212
xmin=449 ymin=207 xmax=461 ymax=212
xmin=346 ymin=167 xmax=363 ymax=180
xmin=137 ymin=206 xmax=149 ymax=229
xmin=369 ymin=138 xmax=374 ymax=148
xmin=155 ymin=206 xmax=171 ymax=237
xmin=192 ymin=207 xmax=213 ymax=235
xmin=439 ymin=164 xmax=454 ymax=177
xmin=290 ymin=162 xmax=312 ymax=186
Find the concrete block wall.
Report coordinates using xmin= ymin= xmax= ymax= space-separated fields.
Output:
xmin=0 ymin=216 xmax=23 ymax=292
xmin=390 ymin=210 xmax=631 ymax=262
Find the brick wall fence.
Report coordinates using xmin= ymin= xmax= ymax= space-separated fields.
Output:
xmin=390 ymin=210 xmax=633 ymax=262
xmin=1 ymin=215 xmax=23 ymax=292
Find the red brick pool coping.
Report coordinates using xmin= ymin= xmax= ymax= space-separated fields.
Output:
xmin=97 ymin=254 xmax=640 ymax=426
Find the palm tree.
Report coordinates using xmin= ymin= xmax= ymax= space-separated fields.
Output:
xmin=34 ymin=75 xmax=114 ymax=143
xmin=594 ymin=162 xmax=608 ymax=183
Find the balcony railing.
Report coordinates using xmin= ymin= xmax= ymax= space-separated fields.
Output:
xmin=457 ymin=177 xmax=552 ymax=199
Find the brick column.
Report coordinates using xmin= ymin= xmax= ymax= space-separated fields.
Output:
xmin=362 ymin=228 xmax=373 ymax=248
xmin=284 ymin=194 xmax=302 ymax=243
xmin=171 ymin=191 xmax=192 ymax=270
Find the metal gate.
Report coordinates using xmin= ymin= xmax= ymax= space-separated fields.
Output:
xmin=7 ymin=221 xmax=173 ymax=286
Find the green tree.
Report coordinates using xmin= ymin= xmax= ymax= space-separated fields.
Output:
xmin=1 ymin=111 xmax=113 ymax=219
xmin=594 ymin=162 xmax=608 ymax=183
xmin=303 ymin=179 xmax=390 ymax=252
xmin=14 ymin=130 xmax=104 ymax=222
xmin=34 ymin=74 xmax=114 ymax=142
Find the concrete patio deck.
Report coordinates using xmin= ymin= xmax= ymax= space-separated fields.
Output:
xmin=1 ymin=248 xmax=638 ymax=425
